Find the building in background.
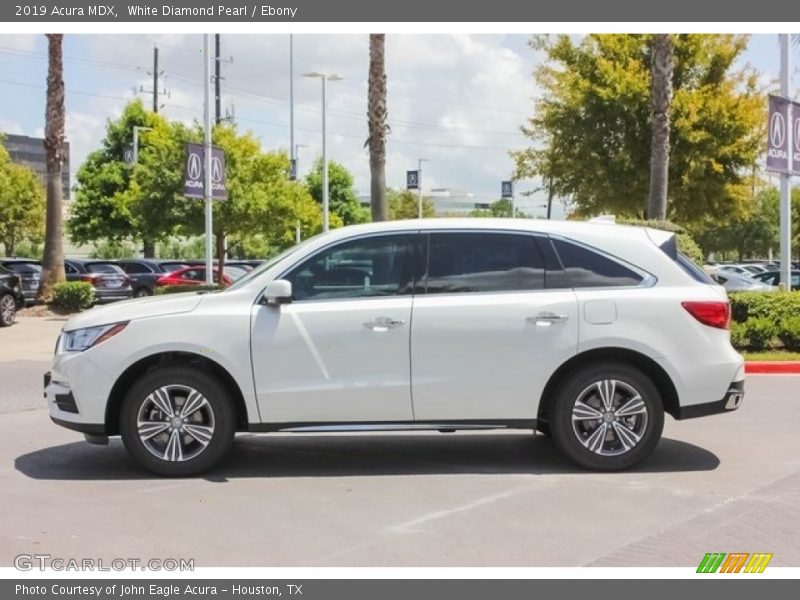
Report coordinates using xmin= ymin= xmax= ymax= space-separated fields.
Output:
xmin=1 ymin=133 xmax=70 ymax=201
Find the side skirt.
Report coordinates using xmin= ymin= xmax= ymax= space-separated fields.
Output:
xmin=247 ymin=419 xmax=537 ymax=433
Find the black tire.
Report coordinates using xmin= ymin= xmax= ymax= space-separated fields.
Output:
xmin=549 ymin=362 xmax=664 ymax=471
xmin=133 ymin=287 xmax=152 ymax=298
xmin=120 ymin=365 xmax=235 ymax=476
xmin=0 ymin=293 xmax=16 ymax=327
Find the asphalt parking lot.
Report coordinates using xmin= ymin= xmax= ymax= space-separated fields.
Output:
xmin=1 ymin=317 xmax=799 ymax=567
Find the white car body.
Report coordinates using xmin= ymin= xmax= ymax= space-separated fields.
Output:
xmin=46 ymin=219 xmax=745 ymax=474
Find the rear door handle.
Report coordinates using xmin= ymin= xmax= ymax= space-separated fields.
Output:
xmin=528 ymin=311 xmax=569 ymax=326
xmin=364 ymin=316 xmax=406 ymax=332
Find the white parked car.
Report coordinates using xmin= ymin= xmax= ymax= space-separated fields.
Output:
xmin=46 ymin=219 xmax=745 ymax=476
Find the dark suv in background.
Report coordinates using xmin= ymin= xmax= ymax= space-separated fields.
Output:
xmin=0 ymin=265 xmax=26 ymax=326
xmin=0 ymin=258 xmax=42 ymax=306
xmin=115 ymin=259 xmax=194 ymax=297
xmin=64 ymin=259 xmax=133 ymax=303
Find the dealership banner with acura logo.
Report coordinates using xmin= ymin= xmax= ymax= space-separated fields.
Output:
xmin=183 ymin=143 xmax=228 ymax=200
xmin=766 ymin=95 xmax=800 ymax=176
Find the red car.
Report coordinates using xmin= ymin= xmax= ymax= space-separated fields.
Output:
xmin=155 ymin=265 xmax=247 ymax=288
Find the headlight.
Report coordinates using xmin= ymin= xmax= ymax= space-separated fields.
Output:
xmin=61 ymin=321 xmax=128 ymax=352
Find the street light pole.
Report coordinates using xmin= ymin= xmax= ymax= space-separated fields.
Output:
xmin=418 ymin=158 xmax=429 ymax=219
xmin=203 ymin=34 xmax=214 ymax=285
xmin=779 ymin=34 xmax=793 ymax=291
xmin=304 ymin=72 xmax=343 ymax=232
xmin=294 ymin=144 xmax=307 ymax=243
xmin=289 ymin=34 xmax=294 ymax=163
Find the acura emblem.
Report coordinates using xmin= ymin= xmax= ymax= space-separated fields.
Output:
xmin=770 ymin=111 xmax=786 ymax=149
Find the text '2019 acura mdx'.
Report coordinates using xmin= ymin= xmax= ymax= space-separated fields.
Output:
xmin=46 ymin=219 xmax=744 ymax=476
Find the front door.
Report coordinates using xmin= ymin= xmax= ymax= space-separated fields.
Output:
xmin=251 ymin=233 xmax=419 ymax=424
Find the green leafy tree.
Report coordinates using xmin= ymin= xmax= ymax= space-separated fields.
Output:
xmin=387 ymin=189 xmax=435 ymax=219
xmin=515 ymin=34 xmax=763 ymax=225
xmin=469 ymin=198 xmax=530 ymax=218
xmin=0 ymin=143 xmax=45 ymax=256
xmin=692 ymin=187 xmax=800 ymax=260
xmin=306 ymin=160 xmax=369 ymax=226
xmin=69 ymin=99 xmax=170 ymax=256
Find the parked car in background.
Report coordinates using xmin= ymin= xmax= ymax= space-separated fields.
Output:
xmin=0 ymin=266 xmax=25 ymax=327
xmin=752 ymin=270 xmax=800 ymax=290
xmin=225 ymin=260 xmax=260 ymax=272
xmin=64 ymin=259 xmax=133 ymax=303
xmin=717 ymin=264 xmax=757 ymax=277
xmin=115 ymin=259 xmax=195 ymax=298
xmin=47 ymin=219 xmax=745 ymax=476
xmin=0 ymin=258 xmax=41 ymax=305
xmin=714 ymin=270 xmax=775 ymax=293
xmin=154 ymin=265 xmax=245 ymax=288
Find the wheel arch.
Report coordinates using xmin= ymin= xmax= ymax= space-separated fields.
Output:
xmin=538 ymin=347 xmax=680 ymax=425
xmin=104 ymin=351 xmax=249 ymax=435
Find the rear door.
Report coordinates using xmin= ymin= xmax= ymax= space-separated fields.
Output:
xmin=410 ymin=231 xmax=578 ymax=422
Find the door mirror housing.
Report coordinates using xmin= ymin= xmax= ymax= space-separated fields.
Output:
xmin=262 ymin=279 xmax=293 ymax=305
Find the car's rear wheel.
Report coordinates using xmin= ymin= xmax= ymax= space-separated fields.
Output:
xmin=0 ymin=293 xmax=17 ymax=327
xmin=549 ymin=362 xmax=664 ymax=471
xmin=120 ymin=366 xmax=235 ymax=476
xmin=133 ymin=287 xmax=152 ymax=298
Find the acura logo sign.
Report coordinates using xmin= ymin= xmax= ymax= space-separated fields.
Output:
xmin=211 ymin=156 xmax=223 ymax=184
xmin=183 ymin=143 xmax=227 ymax=199
xmin=770 ymin=111 xmax=786 ymax=149
xmin=186 ymin=152 xmax=202 ymax=181
xmin=795 ymin=115 xmax=800 ymax=152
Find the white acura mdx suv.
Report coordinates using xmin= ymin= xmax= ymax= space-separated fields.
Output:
xmin=45 ymin=219 xmax=744 ymax=476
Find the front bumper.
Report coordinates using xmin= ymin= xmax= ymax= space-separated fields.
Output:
xmin=675 ymin=379 xmax=744 ymax=419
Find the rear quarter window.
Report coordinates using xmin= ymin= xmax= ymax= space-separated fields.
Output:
xmin=551 ymin=238 xmax=644 ymax=288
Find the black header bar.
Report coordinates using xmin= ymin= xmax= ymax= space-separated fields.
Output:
xmin=3 ymin=0 xmax=800 ymax=23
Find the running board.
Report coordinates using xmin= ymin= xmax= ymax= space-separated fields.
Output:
xmin=248 ymin=419 xmax=537 ymax=434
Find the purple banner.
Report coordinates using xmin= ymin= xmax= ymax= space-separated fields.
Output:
xmin=766 ymin=95 xmax=791 ymax=174
xmin=793 ymin=100 xmax=800 ymax=176
xmin=183 ymin=143 xmax=227 ymax=200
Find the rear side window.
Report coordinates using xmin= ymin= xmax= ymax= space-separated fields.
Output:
xmin=675 ymin=253 xmax=714 ymax=284
xmin=121 ymin=262 xmax=153 ymax=274
xmin=424 ymin=232 xmax=545 ymax=293
xmin=551 ymin=238 xmax=643 ymax=288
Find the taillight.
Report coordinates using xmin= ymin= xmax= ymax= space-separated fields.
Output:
xmin=681 ymin=301 xmax=731 ymax=330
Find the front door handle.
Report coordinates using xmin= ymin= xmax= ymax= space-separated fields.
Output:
xmin=528 ymin=311 xmax=569 ymax=326
xmin=364 ymin=316 xmax=406 ymax=332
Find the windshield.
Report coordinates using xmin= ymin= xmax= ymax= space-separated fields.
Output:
xmin=4 ymin=262 xmax=41 ymax=273
xmin=225 ymin=235 xmax=323 ymax=291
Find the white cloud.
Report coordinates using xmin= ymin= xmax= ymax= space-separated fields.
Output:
xmin=5 ymin=33 xmax=545 ymax=205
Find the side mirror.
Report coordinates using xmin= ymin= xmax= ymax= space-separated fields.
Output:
xmin=262 ymin=279 xmax=293 ymax=305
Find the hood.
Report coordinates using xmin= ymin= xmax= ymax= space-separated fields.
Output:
xmin=63 ymin=292 xmax=205 ymax=332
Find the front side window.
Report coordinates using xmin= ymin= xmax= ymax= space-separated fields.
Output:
xmin=284 ymin=234 xmax=415 ymax=301
xmin=551 ymin=238 xmax=643 ymax=288
xmin=424 ymin=232 xmax=545 ymax=294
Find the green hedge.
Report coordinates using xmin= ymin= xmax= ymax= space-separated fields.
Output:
xmin=155 ymin=285 xmax=222 ymax=295
xmin=728 ymin=291 xmax=800 ymax=351
xmin=50 ymin=282 xmax=95 ymax=312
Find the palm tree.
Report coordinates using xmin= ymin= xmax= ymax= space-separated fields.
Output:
xmin=36 ymin=33 xmax=66 ymax=303
xmin=647 ymin=34 xmax=674 ymax=221
xmin=366 ymin=34 xmax=389 ymax=222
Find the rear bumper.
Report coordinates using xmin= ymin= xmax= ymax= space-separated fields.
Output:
xmin=94 ymin=288 xmax=133 ymax=303
xmin=675 ymin=380 xmax=744 ymax=419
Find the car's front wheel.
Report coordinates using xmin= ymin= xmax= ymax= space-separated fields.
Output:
xmin=120 ymin=366 xmax=235 ymax=476
xmin=549 ymin=362 xmax=664 ymax=471
xmin=0 ymin=293 xmax=17 ymax=327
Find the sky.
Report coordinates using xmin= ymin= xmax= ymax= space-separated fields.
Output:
xmin=0 ymin=33 xmax=797 ymax=218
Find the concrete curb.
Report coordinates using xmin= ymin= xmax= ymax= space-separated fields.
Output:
xmin=745 ymin=361 xmax=800 ymax=374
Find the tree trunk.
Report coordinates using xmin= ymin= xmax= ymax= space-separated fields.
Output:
xmin=36 ymin=33 xmax=66 ymax=304
xmin=142 ymin=239 xmax=155 ymax=258
xmin=647 ymin=34 xmax=673 ymax=221
xmin=367 ymin=34 xmax=388 ymax=222
xmin=216 ymin=230 xmax=225 ymax=284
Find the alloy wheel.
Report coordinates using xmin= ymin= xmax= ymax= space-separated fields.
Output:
xmin=570 ymin=379 xmax=648 ymax=456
